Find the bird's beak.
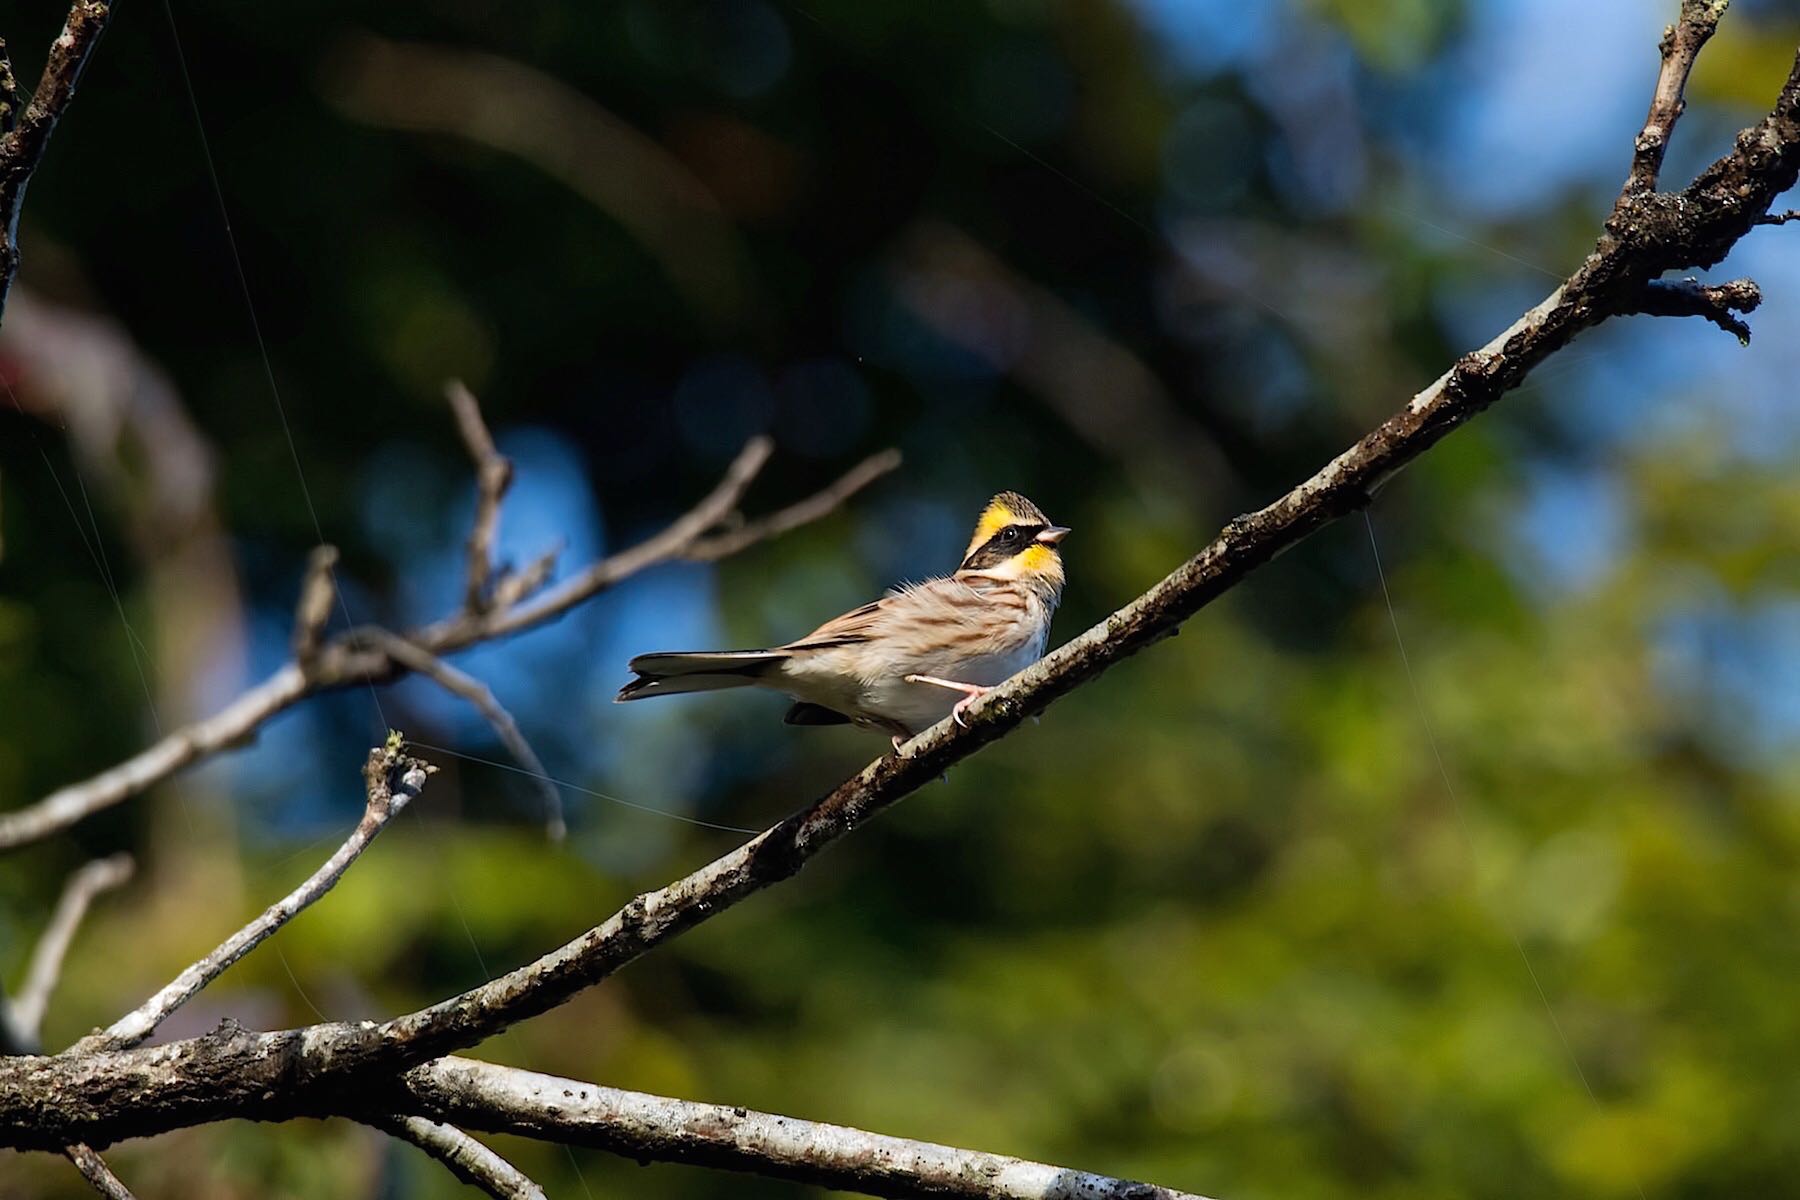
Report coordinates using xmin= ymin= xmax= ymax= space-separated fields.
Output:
xmin=1035 ymin=526 xmax=1070 ymax=546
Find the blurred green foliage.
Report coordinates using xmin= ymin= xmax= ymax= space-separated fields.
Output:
xmin=2 ymin=0 xmax=1798 ymax=1198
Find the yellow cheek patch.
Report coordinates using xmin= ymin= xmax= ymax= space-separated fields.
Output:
xmin=1017 ymin=544 xmax=1057 ymax=574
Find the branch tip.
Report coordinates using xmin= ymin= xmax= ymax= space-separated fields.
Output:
xmin=292 ymin=544 xmax=340 ymax=668
xmin=1628 ymin=276 xmax=1761 ymax=342
xmin=447 ymin=380 xmax=514 ymax=612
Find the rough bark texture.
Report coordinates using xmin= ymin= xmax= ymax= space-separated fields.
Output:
xmin=0 ymin=1 xmax=114 ymax=321
xmin=399 ymin=1058 xmax=1215 ymax=1200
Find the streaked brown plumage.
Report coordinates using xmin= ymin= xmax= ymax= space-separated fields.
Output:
xmin=616 ymin=492 xmax=1068 ymax=747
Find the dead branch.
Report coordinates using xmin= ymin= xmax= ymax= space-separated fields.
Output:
xmin=1619 ymin=0 xmax=1729 ymax=200
xmin=0 ymin=434 xmax=894 ymax=850
xmin=0 ymin=1 xmax=115 ymax=320
xmin=291 ymin=544 xmax=340 ymax=670
xmin=0 ymin=855 xmax=132 ymax=1054
xmin=378 ymin=1114 xmax=546 ymax=1200
xmin=1625 ymin=275 xmax=1761 ymax=342
xmin=398 ymin=1057 xmax=1213 ymax=1200
xmin=446 ymin=381 xmax=513 ymax=613
xmin=684 ymin=448 xmax=903 ymax=561
xmin=63 ymin=1143 xmax=136 ymax=1199
xmin=72 ymin=737 xmax=434 ymax=1054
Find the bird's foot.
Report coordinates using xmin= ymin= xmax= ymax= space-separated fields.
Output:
xmin=890 ymin=734 xmax=907 ymax=754
xmin=903 ymin=674 xmax=990 ymax=728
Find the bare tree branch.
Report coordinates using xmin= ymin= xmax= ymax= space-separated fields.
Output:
xmin=1626 ymin=275 xmax=1761 ymax=342
xmin=378 ymin=1114 xmax=546 ymax=1200
xmin=446 ymin=381 xmax=513 ymax=613
xmin=63 ymin=1142 xmax=136 ymax=1199
xmin=291 ymin=544 xmax=340 ymax=670
xmin=1619 ymin=0 xmax=1729 ymax=199
xmin=0 ymin=0 xmax=115 ymax=321
xmin=397 ymin=1057 xmax=1213 ymax=1200
xmin=0 ymin=434 xmax=896 ymax=850
xmin=0 ymin=39 xmax=21 ymax=135
xmin=684 ymin=447 xmax=903 ymax=561
xmin=71 ymin=737 xmax=434 ymax=1054
xmin=0 ymin=855 xmax=132 ymax=1054
xmin=1756 ymin=208 xmax=1800 ymax=224
xmin=349 ymin=627 xmax=564 ymax=840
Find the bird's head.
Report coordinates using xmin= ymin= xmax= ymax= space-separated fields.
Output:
xmin=957 ymin=491 xmax=1069 ymax=595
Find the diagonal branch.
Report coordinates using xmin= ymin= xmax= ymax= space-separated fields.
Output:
xmin=684 ymin=448 xmax=903 ymax=561
xmin=1 ymin=855 xmax=133 ymax=1055
xmin=0 ymin=1 xmax=116 ymax=322
xmin=377 ymin=1114 xmax=546 ymax=1200
xmin=395 ymin=1057 xmax=1214 ymax=1200
xmin=1619 ymin=0 xmax=1730 ymax=200
xmin=0 ymin=433 xmax=896 ymax=851
xmin=71 ymin=737 xmax=434 ymax=1054
xmin=64 ymin=1142 xmax=137 ymax=1199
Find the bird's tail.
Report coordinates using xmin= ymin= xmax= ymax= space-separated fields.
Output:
xmin=614 ymin=650 xmax=787 ymax=702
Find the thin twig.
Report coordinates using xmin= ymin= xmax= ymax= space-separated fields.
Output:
xmin=378 ymin=1114 xmax=547 ymax=1200
xmin=454 ymin=434 xmax=775 ymax=642
xmin=0 ymin=0 xmax=117 ymax=321
xmin=399 ymin=1056 xmax=1214 ymax=1200
xmin=684 ymin=448 xmax=903 ymax=561
xmin=446 ymin=381 xmax=513 ymax=613
xmin=1756 ymin=208 xmax=1800 ymax=224
xmin=72 ymin=736 xmax=434 ymax=1054
xmin=0 ymin=854 xmax=132 ymax=1054
xmin=1619 ymin=0 xmax=1730 ymax=199
xmin=63 ymin=1143 xmax=137 ymax=1200
xmin=351 ymin=628 xmax=565 ymax=841
xmin=1 ymin=434 xmax=896 ymax=851
xmin=291 ymin=544 xmax=340 ymax=670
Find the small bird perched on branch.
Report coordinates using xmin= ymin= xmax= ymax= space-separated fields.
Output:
xmin=617 ymin=492 xmax=1069 ymax=749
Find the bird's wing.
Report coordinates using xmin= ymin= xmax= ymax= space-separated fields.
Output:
xmin=780 ymin=597 xmax=892 ymax=650
xmin=780 ymin=577 xmax=1001 ymax=653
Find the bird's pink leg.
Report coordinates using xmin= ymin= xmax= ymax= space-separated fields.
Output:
xmin=904 ymin=674 xmax=990 ymax=728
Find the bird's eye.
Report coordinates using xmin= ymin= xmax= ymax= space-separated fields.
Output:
xmin=1000 ymin=527 xmax=1021 ymax=544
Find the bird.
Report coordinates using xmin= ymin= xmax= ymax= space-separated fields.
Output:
xmin=616 ymin=491 xmax=1069 ymax=749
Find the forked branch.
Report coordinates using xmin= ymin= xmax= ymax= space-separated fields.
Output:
xmin=72 ymin=737 xmax=434 ymax=1054
xmin=0 ymin=430 xmax=899 ymax=850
